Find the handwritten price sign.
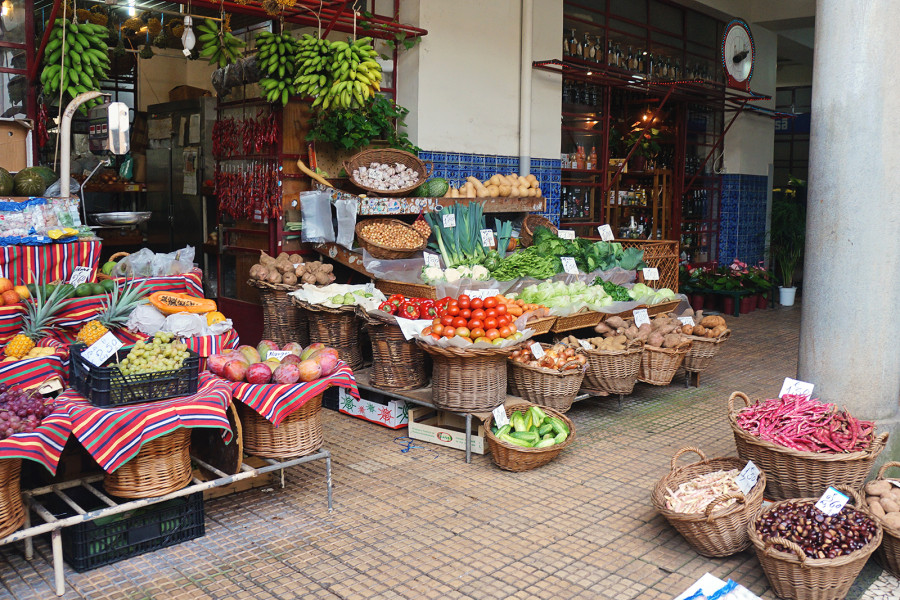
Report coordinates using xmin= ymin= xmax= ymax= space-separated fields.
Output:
xmin=557 ymin=229 xmax=576 ymax=240
xmin=82 ymin=332 xmax=123 ymax=367
xmin=68 ymin=266 xmax=93 ymax=286
xmin=464 ymin=288 xmax=500 ymax=300
xmin=642 ymin=267 xmax=660 ymax=281
xmin=442 ymin=214 xmax=456 ymax=228
xmin=734 ymin=461 xmax=760 ymax=495
xmin=423 ymin=252 xmax=441 ymax=268
xmin=561 ymin=257 xmax=578 ymax=274
xmin=480 ymin=229 xmax=495 ymax=247
xmin=492 ymin=405 xmax=509 ymax=427
xmin=779 ymin=377 xmax=814 ymax=399
xmin=815 ymin=486 xmax=850 ymax=516
xmin=633 ymin=308 xmax=650 ymax=327
xmin=530 ymin=342 xmax=545 ymax=359
xmin=597 ymin=224 xmax=614 ymax=241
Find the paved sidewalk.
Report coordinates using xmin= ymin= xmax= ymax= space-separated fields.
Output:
xmin=1 ymin=304 xmax=896 ymax=599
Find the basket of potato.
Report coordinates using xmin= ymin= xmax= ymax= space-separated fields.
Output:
xmin=682 ymin=311 xmax=731 ymax=375
xmin=863 ymin=462 xmax=900 ymax=578
xmin=593 ymin=313 xmax=692 ymax=386
xmin=559 ymin=316 xmax=643 ymax=396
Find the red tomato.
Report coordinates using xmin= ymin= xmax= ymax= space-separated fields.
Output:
xmin=447 ymin=305 xmax=460 ymax=316
xmin=430 ymin=333 xmax=442 ymax=340
xmin=443 ymin=326 xmax=456 ymax=338
xmin=440 ymin=315 xmax=454 ymax=327
xmin=432 ymin=318 xmax=441 ymax=326
xmin=467 ymin=319 xmax=484 ymax=331
xmin=460 ymin=309 xmax=472 ymax=320
xmin=485 ymin=328 xmax=500 ymax=340
xmin=458 ymin=295 xmax=471 ymax=310
xmin=497 ymin=315 xmax=511 ymax=327
xmin=455 ymin=326 xmax=471 ymax=338
xmin=484 ymin=317 xmax=498 ymax=330
xmin=470 ymin=298 xmax=484 ymax=310
xmin=499 ymin=325 xmax=512 ymax=338
xmin=495 ymin=303 xmax=507 ymax=315
xmin=470 ymin=327 xmax=486 ymax=339
xmin=485 ymin=308 xmax=498 ymax=319
xmin=471 ymin=309 xmax=486 ymax=321
xmin=422 ymin=326 xmax=433 ymax=336
xmin=483 ymin=297 xmax=498 ymax=308
xmin=452 ymin=316 xmax=467 ymax=328
xmin=433 ymin=323 xmax=445 ymax=335
xmin=508 ymin=323 xmax=517 ymax=334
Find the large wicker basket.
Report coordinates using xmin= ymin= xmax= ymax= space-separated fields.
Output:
xmin=638 ymin=341 xmax=691 ymax=386
xmin=862 ymin=461 xmax=900 ymax=578
xmin=365 ymin=313 xmax=428 ymax=390
xmin=355 ymin=218 xmax=428 ymax=260
xmin=237 ymin=394 xmax=324 ymax=459
xmin=550 ymin=310 xmax=604 ymax=333
xmin=683 ymin=330 xmax=731 ymax=373
xmin=374 ymin=279 xmax=437 ymax=300
xmin=519 ymin=214 xmax=557 ymax=248
xmin=651 ymin=447 xmax=766 ymax=558
xmin=0 ymin=458 xmax=24 ymax=538
xmin=581 ymin=341 xmax=644 ymax=395
xmin=104 ymin=428 xmax=192 ymax=499
xmin=729 ymin=391 xmax=888 ymax=501
xmin=343 ymin=148 xmax=430 ymax=197
xmin=416 ymin=342 xmax=518 ymax=412
xmin=507 ymin=348 xmax=585 ymax=413
xmin=748 ymin=486 xmax=882 ymax=600
xmin=248 ymin=280 xmax=309 ymax=347
xmin=96 ymin=251 xmax=129 ymax=282
xmin=484 ymin=404 xmax=575 ymax=472
xmin=294 ymin=299 xmax=363 ymax=371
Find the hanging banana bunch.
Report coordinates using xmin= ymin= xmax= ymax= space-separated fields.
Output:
xmin=322 ymin=37 xmax=382 ymax=111
xmin=40 ymin=18 xmax=111 ymax=112
xmin=293 ymin=33 xmax=333 ymax=104
xmin=256 ymin=30 xmax=300 ymax=106
xmin=196 ymin=18 xmax=244 ymax=68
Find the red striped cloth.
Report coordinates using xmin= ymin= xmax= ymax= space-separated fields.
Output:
xmin=0 ymin=353 xmax=69 ymax=390
xmin=55 ymin=296 xmax=105 ymax=328
xmin=105 ymin=270 xmax=205 ymax=297
xmin=0 ymin=241 xmax=102 ymax=284
xmin=202 ymin=363 xmax=360 ymax=426
xmin=0 ymin=304 xmax=25 ymax=345
xmin=0 ymin=405 xmax=73 ymax=474
xmin=56 ymin=375 xmax=234 ymax=473
xmin=184 ymin=330 xmax=240 ymax=370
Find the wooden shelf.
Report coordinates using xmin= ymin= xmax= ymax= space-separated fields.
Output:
xmin=326 ymin=188 xmax=546 ymax=216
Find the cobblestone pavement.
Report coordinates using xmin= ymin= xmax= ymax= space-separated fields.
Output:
xmin=1 ymin=304 xmax=897 ymax=599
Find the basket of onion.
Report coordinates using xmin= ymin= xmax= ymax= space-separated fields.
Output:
xmin=507 ymin=343 xmax=586 ymax=413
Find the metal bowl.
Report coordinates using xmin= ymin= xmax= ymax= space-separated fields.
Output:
xmin=91 ymin=211 xmax=152 ymax=226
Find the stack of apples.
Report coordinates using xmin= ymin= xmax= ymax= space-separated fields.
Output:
xmin=208 ymin=341 xmax=340 ymax=385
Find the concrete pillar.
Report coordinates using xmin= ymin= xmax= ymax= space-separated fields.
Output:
xmin=798 ymin=0 xmax=900 ymax=460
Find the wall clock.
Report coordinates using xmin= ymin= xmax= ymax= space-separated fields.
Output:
xmin=722 ymin=19 xmax=754 ymax=91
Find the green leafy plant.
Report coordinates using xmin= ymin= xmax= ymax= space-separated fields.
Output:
xmin=624 ymin=126 xmax=661 ymax=158
xmin=359 ymin=12 xmax=422 ymax=53
xmin=769 ymin=177 xmax=807 ymax=288
xmin=306 ymin=95 xmax=420 ymax=154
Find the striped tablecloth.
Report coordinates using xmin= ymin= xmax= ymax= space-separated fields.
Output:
xmin=56 ymin=375 xmax=234 ymax=473
xmin=0 ymin=241 xmax=102 ymax=285
xmin=0 ymin=350 xmax=69 ymax=390
xmin=0 ymin=405 xmax=72 ymax=474
xmin=203 ymin=362 xmax=360 ymax=426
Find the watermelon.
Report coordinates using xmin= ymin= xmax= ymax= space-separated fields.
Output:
xmin=426 ymin=178 xmax=450 ymax=198
xmin=13 ymin=168 xmax=47 ymax=197
xmin=0 ymin=168 xmax=13 ymax=196
xmin=31 ymin=166 xmax=59 ymax=188
xmin=411 ymin=181 xmax=430 ymax=197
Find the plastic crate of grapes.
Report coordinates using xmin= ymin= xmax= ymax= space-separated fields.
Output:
xmin=69 ymin=342 xmax=200 ymax=408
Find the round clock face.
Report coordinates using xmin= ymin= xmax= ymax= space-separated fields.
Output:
xmin=723 ymin=21 xmax=754 ymax=84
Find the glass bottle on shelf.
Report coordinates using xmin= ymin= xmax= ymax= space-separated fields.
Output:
xmin=626 ymin=46 xmax=635 ymax=71
xmin=614 ymin=44 xmax=622 ymax=67
xmin=646 ymin=53 xmax=655 ymax=77
xmin=637 ymin=49 xmax=645 ymax=73
xmin=575 ymin=35 xmax=583 ymax=58
xmin=607 ymin=39 xmax=615 ymax=66
xmin=658 ymin=57 xmax=669 ymax=79
xmin=672 ymin=59 xmax=680 ymax=81
xmin=589 ymin=146 xmax=597 ymax=171
xmin=576 ymin=146 xmax=586 ymax=170
xmin=566 ymin=29 xmax=578 ymax=56
xmin=582 ymin=33 xmax=593 ymax=60
xmin=578 ymin=82 xmax=588 ymax=104
xmin=590 ymin=35 xmax=601 ymax=62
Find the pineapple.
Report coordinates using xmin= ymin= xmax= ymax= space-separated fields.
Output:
xmin=5 ymin=283 xmax=69 ymax=358
xmin=76 ymin=280 xmax=148 ymax=345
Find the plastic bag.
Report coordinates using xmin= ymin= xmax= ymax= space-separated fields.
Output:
xmin=114 ymin=247 xmax=155 ymax=277
xmin=118 ymin=154 xmax=133 ymax=181
xmin=334 ymin=195 xmax=357 ymax=250
xmin=43 ymin=178 xmax=81 ymax=198
xmin=300 ymin=189 xmax=335 ymax=244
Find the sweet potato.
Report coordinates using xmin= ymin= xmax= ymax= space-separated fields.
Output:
xmin=623 ymin=325 xmax=639 ymax=340
xmin=869 ymin=499 xmax=886 ymax=518
xmin=657 ymin=323 xmax=679 ymax=336
xmin=881 ymin=497 xmax=900 ymax=514
xmin=663 ymin=334 xmax=683 ymax=348
xmin=606 ymin=316 xmax=628 ymax=330
xmin=636 ymin=323 xmax=652 ymax=341
xmin=884 ymin=512 xmax=900 ymax=530
xmin=647 ymin=332 xmax=665 ymax=347
xmin=594 ymin=321 xmax=614 ymax=335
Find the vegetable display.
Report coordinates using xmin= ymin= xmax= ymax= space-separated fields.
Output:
xmin=491 ymin=405 xmax=569 ymax=448
xmin=208 ymin=342 xmax=340 ymax=384
xmin=359 ymin=219 xmax=424 ymax=249
xmin=755 ymin=501 xmax=878 ymax=559
xmin=489 ymin=247 xmax=559 ymax=281
xmin=559 ymin=334 xmax=628 ymax=352
xmin=664 ymin=469 xmax=742 ymax=514
xmin=530 ymin=226 xmax=645 ymax=273
xmin=445 ymin=173 xmax=542 ymax=199
xmin=511 ymin=280 xmax=612 ymax=310
xmin=593 ymin=313 xmax=688 ymax=349
xmin=627 ymin=283 xmax=677 ymax=305
xmin=865 ymin=480 xmax=900 ymax=530
xmin=596 ymin=279 xmax=632 ymax=301
xmin=683 ymin=312 xmax=728 ymax=338
xmin=424 ymin=202 xmax=488 ymax=267
xmin=509 ymin=343 xmax=586 ymax=372
xmin=421 ymin=264 xmax=490 ymax=284
xmin=420 ymin=294 xmax=524 ymax=345
xmin=735 ymin=395 xmax=876 ymax=453
xmin=248 ymin=251 xmax=335 ymax=287
xmin=328 ymin=289 xmax=374 ymax=306
xmin=351 ymin=162 xmax=421 ymax=193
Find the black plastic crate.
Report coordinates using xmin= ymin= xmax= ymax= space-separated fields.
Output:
xmin=37 ymin=487 xmax=205 ymax=572
xmin=69 ymin=343 xmax=200 ymax=407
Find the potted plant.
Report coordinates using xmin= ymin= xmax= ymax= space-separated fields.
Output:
xmin=623 ymin=125 xmax=661 ymax=172
xmin=769 ymin=179 xmax=807 ymax=306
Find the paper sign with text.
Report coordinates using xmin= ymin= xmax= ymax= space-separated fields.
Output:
xmin=364 ymin=282 xmax=375 ymax=294
xmin=266 ymin=351 xmax=293 ymax=361
xmin=442 ymin=213 xmax=456 ymax=228
xmin=68 ymin=266 xmax=93 ymax=286
xmin=423 ymin=252 xmax=441 ymax=268
xmin=480 ymin=229 xmax=495 ymax=247
xmin=642 ymin=267 xmax=660 ymax=281
xmin=530 ymin=342 xmax=545 ymax=359
xmin=492 ymin=405 xmax=509 ymax=427
xmin=578 ymin=339 xmax=593 ymax=350
xmin=779 ymin=377 xmax=814 ymax=399
xmin=633 ymin=308 xmax=650 ymax=327
xmin=557 ymin=229 xmax=576 ymax=240
xmin=734 ymin=461 xmax=760 ymax=495
xmin=678 ymin=316 xmax=695 ymax=326
xmin=815 ymin=486 xmax=850 ymax=516
xmin=561 ymin=257 xmax=578 ymax=274
xmin=464 ymin=288 xmax=500 ymax=300
xmin=597 ymin=224 xmax=614 ymax=241
xmin=82 ymin=332 xmax=123 ymax=367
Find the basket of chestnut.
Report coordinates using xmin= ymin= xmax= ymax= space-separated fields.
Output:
xmin=507 ymin=343 xmax=587 ymax=413
xmin=749 ymin=484 xmax=882 ymax=600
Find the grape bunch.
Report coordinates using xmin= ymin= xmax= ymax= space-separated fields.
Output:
xmin=0 ymin=384 xmax=54 ymax=440
xmin=116 ymin=332 xmax=190 ymax=376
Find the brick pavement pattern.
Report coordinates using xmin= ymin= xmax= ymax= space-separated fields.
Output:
xmin=0 ymin=305 xmax=893 ymax=599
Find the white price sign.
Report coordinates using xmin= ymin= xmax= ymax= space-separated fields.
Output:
xmin=815 ymin=486 xmax=850 ymax=516
xmin=442 ymin=213 xmax=456 ymax=228
xmin=529 ymin=342 xmax=545 ymax=359
xmin=642 ymin=267 xmax=660 ymax=281
xmin=561 ymin=257 xmax=578 ymax=274
xmin=779 ymin=377 xmax=814 ymax=399
xmin=597 ymin=224 xmax=614 ymax=241
xmin=266 ymin=350 xmax=292 ymax=361
xmin=492 ymin=405 xmax=509 ymax=428
xmin=364 ymin=282 xmax=375 ymax=294
xmin=578 ymin=339 xmax=593 ymax=350
xmin=68 ymin=266 xmax=93 ymax=286
xmin=81 ymin=332 xmax=123 ymax=367
xmin=557 ymin=229 xmax=576 ymax=240
xmin=734 ymin=461 xmax=760 ymax=495
xmin=423 ymin=252 xmax=441 ymax=268
xmin=480 ymin=229 xmax=495 ymax=247
xmin=678 ymin=316 xmax=695 ymax=327
xmin=633 ymin=308 xmax=650 ymax=327
xmin=464 ymin=288 xmax=499 ymax=300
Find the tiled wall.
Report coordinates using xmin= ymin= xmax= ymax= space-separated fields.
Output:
xmin=418 ymin=151 xmax=562 ymax=225
xmin=719 ymin=174 xmax=768 ymax=265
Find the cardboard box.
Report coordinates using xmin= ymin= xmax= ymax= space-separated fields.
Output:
xmin=407 ymin=406 xmax=486 ymax=454
xmin=338 ymin=388 xmax=408 ymax=429
xmin=168 ymin=85 xmax=211 ymax=102
xmin=0 ymin=118 xmax=33 ymax=172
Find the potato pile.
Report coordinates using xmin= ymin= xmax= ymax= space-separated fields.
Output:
xmin=865 ymin=479 xmax=900 ymax=530
xmin=248 ymin=251 xmax=336 ymax=287
xmin=593 ymin=314 xmax=690 ymax=349
xmin=559 ymin=334 xmax=628 ymax=352
xmin=683 ymin=311 xmax=728 ymax=338
xmin=445 ymin=174 xmax=542 ymax=199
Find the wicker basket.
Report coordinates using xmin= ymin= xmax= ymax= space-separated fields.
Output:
xmin=248 ymin=280 xmax=309 ymax=347
xmin=507 ymin=348 xmax=585 ymax=413
xmin=862 ymin=461 xmax=900 ymax=578
xmin=525 ymin=315 xmax=557 ymax=336
xmin=355 ymin=218 xmax=428 ymax=260
xmin=638 ymin=341 xmax=691 ymax=386
xmin=295 ymin=299 xmax=363 ymax=371
xmin=484 ymin=404 xmax=575 ymax=472
xmin=237 ymin=395 xmax=324 ymax=459
xmin=683 ymin=330 xmax=731 ymax=373
xmin=651 ymin=447 xmax=766 ymax=558
xmin=582 ymin=341 xmax=644 ymax=395
xmin=728 ymin=391 xmax=889 ymax=501
xmin=97 ymin=252 xmax=129 ymax=282
xmin=366 ymin=313 xmax=428 ymax=390
xmin=519 ymin=214 xmax=557 ymax=248
xmin=374 ymin=279 xmax=437 ymax=300
xmin=416 ymin=342 xmax=518 ymax=412
xmin=550 ymin=310 xmax=604 ymax=333
xmin=104 ymin=428 xmax=192 ymax=499
xmin=748 ymin=486 xmax=882 ymax=600
xmin=0 ymin=458 xmax=24 ymax=538
xmin=343 ymin=148 xmax=430 ymax=197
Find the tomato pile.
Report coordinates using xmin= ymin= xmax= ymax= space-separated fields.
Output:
xmin=421 ymin=294 xmax=526 ymax=345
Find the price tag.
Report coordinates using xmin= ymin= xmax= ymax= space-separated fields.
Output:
xmin=633 ymin=308 xmax=650 ymax=327
xmin=557 ymin=229 xmax=576 ymax=240
xmin=678 ymin=316 xmax=695 ymax=326
xmin=890 ymin=480 xmax=900 ymax=489
xmin=734 ymin=461 xmax=760 ymax=495
xmin=492 ymin=405 xmax=509 ymax=427
xmin=464 ymin=288 xmax=499 ymax=300
xmin=364 ymin=282 xmax=375 ymax=294
xmin=266 ymin=350 xmax=292 ymax=361
xmin=423 ymin=252 xmax=441 ymax=268
xmin=81 ymin=332 xmax=123 ymax=367
xmin=442 ymin=213 xmax=456 ymax=228
xmin=815 ymin=486 xmax=850 ymax=516
xmin=779 ymin=377 xmax=815 ymax=399
xmin=578 ymin=339 xmax=593 ymax=350
xmin=597 ymin=224 xmax=614 ymax=241
xmin=480 ymin=229 xmax=495 ymax=247
xmin=529 ymin=342 xmax=545 ymax=359
xmin=68 ymin=266 xmax=93 ymax=286
xmin=561 ymin=257 xmax=578 ymax=274
xmin=642 ymin=267 xmax=660 ymax=281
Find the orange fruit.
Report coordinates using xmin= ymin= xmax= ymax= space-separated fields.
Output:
xmin=13 ymin=285 xmax=29 ymax=300
xmin=0 ymin=278 xmax=12 ymax=294
xmin=1 ymin=290 xmax=20 ymax=306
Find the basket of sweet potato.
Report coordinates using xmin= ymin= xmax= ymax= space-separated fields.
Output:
xmin=682 ymin=312 xmax=731 ymax=375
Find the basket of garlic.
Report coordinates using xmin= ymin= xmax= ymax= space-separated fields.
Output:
xmin=344 ymin=149 xmax=429 ymax=196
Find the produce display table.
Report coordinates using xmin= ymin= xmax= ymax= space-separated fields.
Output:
xmin=0 ymin=408 xmax=73 ymax=474
xmin=0 ymin=241 xmax=102 ymax=285
xmin=0 ymin=345 xmax=69 ymax=390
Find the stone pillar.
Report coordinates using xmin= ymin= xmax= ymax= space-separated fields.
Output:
xmin=798 ymin=0 xmax=900 ymax=460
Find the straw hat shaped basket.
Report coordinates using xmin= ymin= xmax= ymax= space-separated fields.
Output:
xmin=748 ymin=485 xmax=882 ymax=600
xmin=483 ymin=404 xmax=575 ymax=472
xmin=355 ymin=218 xmax=427 ymax=260
xmin=683 ymin=329 xmax=731 ymax=373
xmin=638 ymin=340 xmax=691 ymax=386
xmin=343 ymin=148 xmax=430 ymax=197
xmin=651 ymin=447 xmax=766 ymax=558
xmin=581 ymin=339 xmax=644 ymax=395
xmin=728 ymin=391 xmax=888 ymax=501
xmin=416 ymin=342 xmax=521 ymax=413
xmin=519 ymin=214 xmax=557 ymax=248
xmin=861 ymin=461 xmax=900 ymax=578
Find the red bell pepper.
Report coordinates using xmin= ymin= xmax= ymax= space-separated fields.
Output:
xmin=378 ymin=300 xmax=397 ymax=315
xmin=388 ymin=294 xmax=406 ymax=308
xmin=419 ymin=300 xmax=437 ymax=318
xmin=435 ymin=296 xmax=453 ymax=316
xmin=399 ymin=301 xmax=420 ymax=320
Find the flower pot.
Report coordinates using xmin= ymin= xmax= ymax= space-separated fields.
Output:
xmin=690 ymin=294 xmax=705 ymax=311
xmin=757 ymin=294 xmax=768 ymax=309
xmin=778 ymin=286 xmax=797 ymax=306
xmin=739 ymin=296 xmax=755 ymax=314
xmin=722 ymin=296 xmax=735 ymax=315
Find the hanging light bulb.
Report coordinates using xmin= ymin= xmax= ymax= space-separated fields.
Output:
xmin=181 ymin=15 xmax=196 ymax=57
xmin=0 ymin=1 xmax=11 ymax=18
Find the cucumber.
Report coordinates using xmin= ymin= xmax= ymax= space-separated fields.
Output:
xmin=554 ymin=431 xmax=568 ymax=444
xmin=497 ymin=424 xmax=511 ymax=437
xmin=510 ymin=430 xmax=539 ymax=444
xmin=529 ymin=406 xmax=548 ymax=424
xmin=499 ymin=433 xmax=532 ymax=448
xmin=549 ymin=417 xmax=569 ymax=436
xmin=538 ymin=423 xmax=554 ymax=436
xmin=534 ymin=438 xmax=557 ymax=448
xmin=510 ymin=411 xmax=527 ymax=433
